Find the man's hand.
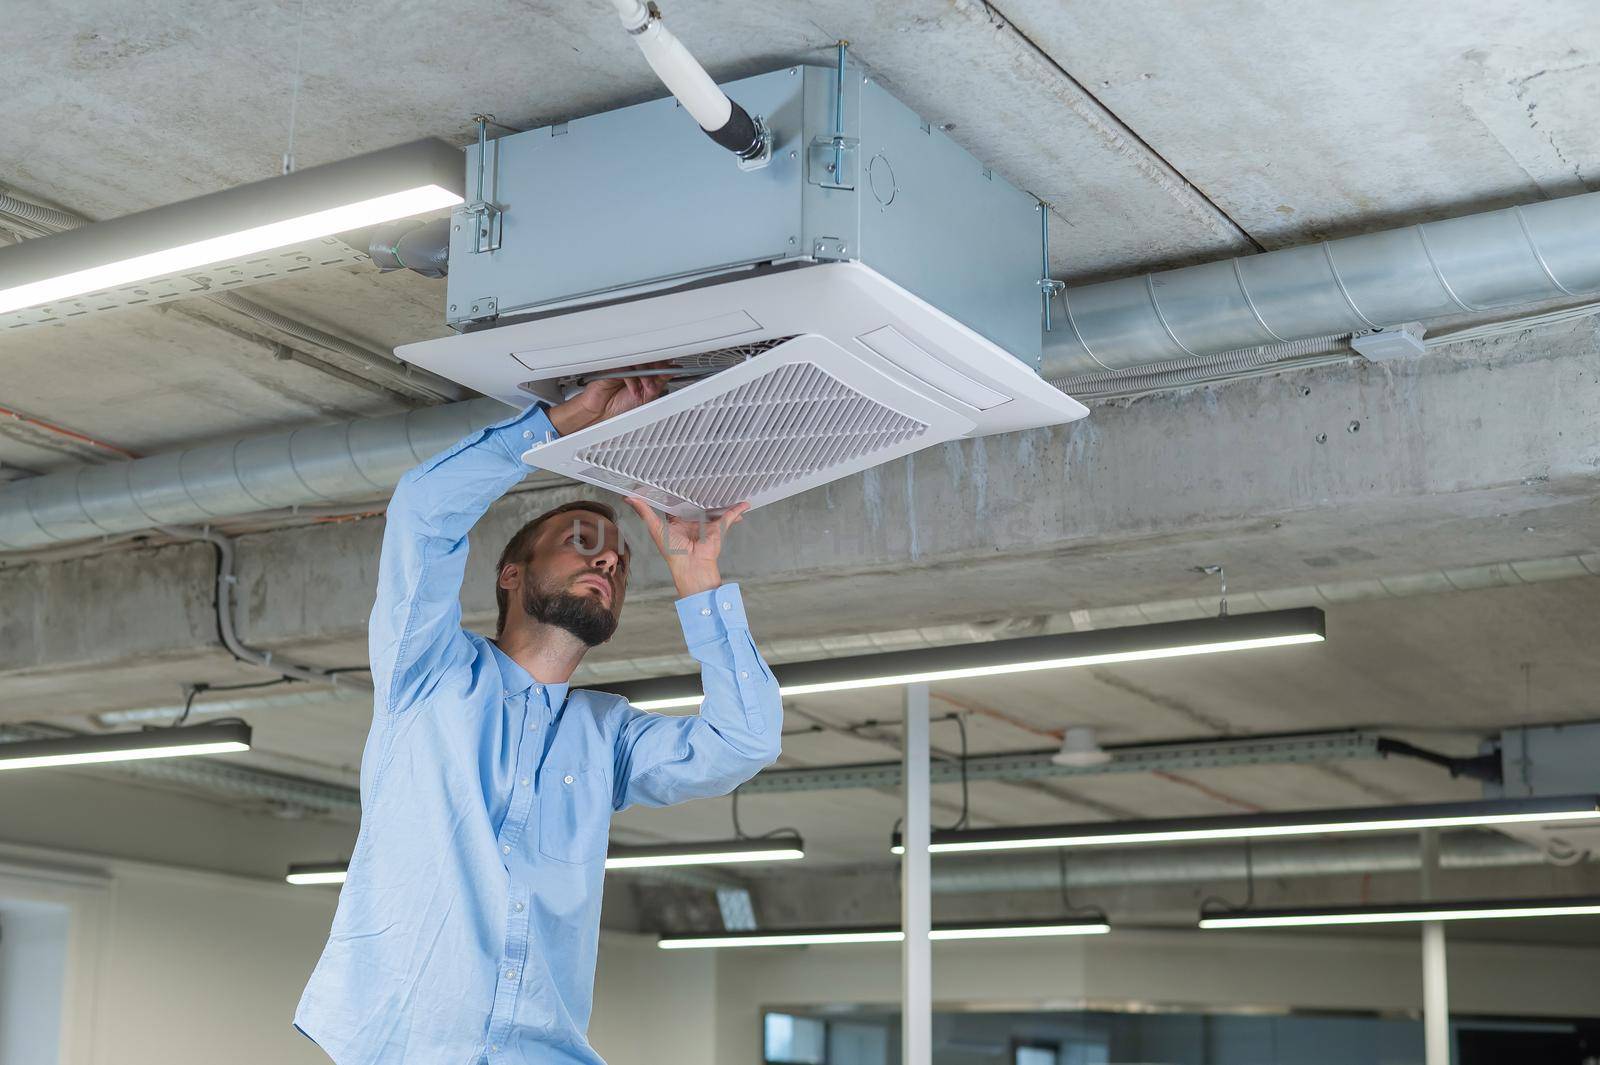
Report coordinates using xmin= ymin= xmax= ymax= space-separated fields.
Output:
xmin=623 ymin=499 xmax=750 ymax=598
xmin=548 ymin=365 xmax=673 ymax=437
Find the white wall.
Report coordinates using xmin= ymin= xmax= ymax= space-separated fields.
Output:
xmin=7 ymin=837 xmax=1600 ymax=1065
xmin=0 ymin=842 xmax=336 ymax=1065
xmin=589 ymin=934 xmax=717 ymax=1065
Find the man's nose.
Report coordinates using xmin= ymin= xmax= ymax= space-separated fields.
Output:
xmin=588 ymin=542 xmax=620 ymax=571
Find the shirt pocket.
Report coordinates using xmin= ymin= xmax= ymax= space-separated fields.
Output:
xmin=538 ymin=764 xmax=613 ymax=865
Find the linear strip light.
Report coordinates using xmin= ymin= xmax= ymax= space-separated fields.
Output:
xmin=0 ymin=139 xmax=463 ymax=315
xmin=606 ymin=837 xmax=806 ymax=869
xmin=286 ymin=862 xmax=351 ymax=886
xmin=657 ymin=919 xmax=1111 ymax=950
xmin=1200 ymin=896 xmax=1600 ymax=929
xmin=889 ymin=795 xmax=1600 ymax=855
xmin=286 ymin=835 xmax=807 ymax=885
xmin=0 ymin=721 xmax=252 ymax=771
xmin=608 ymin=609 xmax=1326 ymax=711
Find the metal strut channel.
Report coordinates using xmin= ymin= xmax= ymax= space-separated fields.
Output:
xmin=739 ymin=731 xmax=1385 ymax=795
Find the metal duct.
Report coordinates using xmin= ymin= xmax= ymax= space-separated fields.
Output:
xmin=932 ymin=832 xmax=1561 ymax=894
xmin=0 ymin=398 xmax=508 ymax=550
xmin=1044 ymin=191 xmax=1600 ymax=378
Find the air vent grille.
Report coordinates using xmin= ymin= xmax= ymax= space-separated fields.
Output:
xmin=573 ymin=360 xmax=930 ymax=509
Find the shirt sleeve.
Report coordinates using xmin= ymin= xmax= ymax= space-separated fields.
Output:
xmin=369 ymin=404 xmax=558 ymax=713
xmin=612 ymin=583 xmax=783 ymax=809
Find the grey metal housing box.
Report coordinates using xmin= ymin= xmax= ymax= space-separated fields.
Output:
xmin=445 ymin=63 xmax=1042 ymax=366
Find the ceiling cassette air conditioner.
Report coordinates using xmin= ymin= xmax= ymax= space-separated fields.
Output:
xmin=391 ymin=63 xmax=1088 ymax=516
xmin=398 ymin=263 xmax=1087 ymax=517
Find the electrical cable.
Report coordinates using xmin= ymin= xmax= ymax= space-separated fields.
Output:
xmin=730 ymin=786 xmax=801 ymax=842
xmin=171 ymin=677 xmax=297 ymax=727
xmin=1056 ymin=850 xmax=1109 ymax=922
xmin=1199 ymin=839 xmax=1256 ymax=914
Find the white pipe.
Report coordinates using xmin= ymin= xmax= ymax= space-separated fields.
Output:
xmin=608 ymin=1 xmax=733 ymax=133
xmin=901 ymin=683 xmax=932 ymax=1065
xmin=1420 ymin=829 xmax=1451 ymax=1065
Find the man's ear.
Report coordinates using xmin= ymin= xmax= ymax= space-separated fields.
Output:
xmin=497 ymin=562 xmax=521 ymax=592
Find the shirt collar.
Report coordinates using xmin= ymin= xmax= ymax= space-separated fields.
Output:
xmin=488 ymin=641 xmax=570 ymax=706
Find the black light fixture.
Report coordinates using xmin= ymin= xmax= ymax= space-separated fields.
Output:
xmin=610 ymin=608 xmax=1327 ymax=710
xmin=286 ymin=861 xmax=349 ymax=886
xmin=1200 ymin=896 xmax=1600 ymax=929
xmin=889 ymin=794 xmax=1600 ymax=855
xmin=0 ymin=721 xmax=252 ymax=772
xmin=656 ymin=917 xmax=1111 ymax=950
xmin=606 ymin=836 xmax=805 ymax=870
xmin=0 ymin=140 xmax=463 ymax=316
xmin=286 ymin=832 xmax=808 ymax=886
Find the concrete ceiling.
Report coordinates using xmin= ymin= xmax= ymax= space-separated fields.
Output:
xmin=2 ymin=0 xmax=1599 ymax=933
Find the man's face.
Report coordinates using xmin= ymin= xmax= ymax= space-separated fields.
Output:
xmin=501 ymin=510 xmax=630 ymax=646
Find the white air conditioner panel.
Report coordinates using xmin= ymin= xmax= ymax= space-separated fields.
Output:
xmin=510 ymin=309 xmax=764 ymax=374
xmin=396 ymin=262 xmax=1088 ymax=517
xmin=523 ymin=334 xmax=975 ymax=518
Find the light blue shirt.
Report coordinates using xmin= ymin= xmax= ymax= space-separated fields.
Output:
xmin=294 ymin=404 xmax=782 ymax=1064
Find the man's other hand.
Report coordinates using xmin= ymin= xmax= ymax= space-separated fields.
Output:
xmin=623 ymin=499 xmax=750 ymax=598
xmin=548 ymin=364 xmax=672 ymax=437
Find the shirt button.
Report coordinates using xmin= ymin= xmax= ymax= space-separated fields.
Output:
xmin=721 ymin=601 xmax=732 ymax=610
xmin=522 ymin=430 xmax=533 ymax=439
xmin=502 ymin=844 xmax=511 ymax=855
xmin=700 ymin=607 xmax=711 ymax=616
xmin=564 ymin=774 xmax=575 ymax=785
xmin=491 ymin=1044 xmax=499 ymax=1052
xmin=506 ymin=970 xmax=518 ymax=981
xmin=535 ymin=685 xmax=543 ymax=694
xmin=520 ymin=777 xmax=530 ymax=787
xmin=514 ymin=902 xmax=525 ymax=912
xmin=740 ymin=670 xmax=749 ymax=678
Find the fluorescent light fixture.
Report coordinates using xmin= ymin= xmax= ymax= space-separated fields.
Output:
xmin=0 ymin=721 xmax=251 ymax=771
xmin=657 ymin=919 xmax=1110 ymax=949
xmin=0 ymin=139 xmax=463 ymax=315
xmin=890 ymin=794 xmax=1600 ymax=855
xmin=609 ymin=609 xmax=1326 ymax=711
xmin=605 ymin=837 xmax=805 ymax=870
xmin=1200 ymin=896 xmax=1600 ymax=929
xmin=286 ymin=836 xmax=806 ymax=884
xmin=286 ymin=862 xmax=349 ymax=886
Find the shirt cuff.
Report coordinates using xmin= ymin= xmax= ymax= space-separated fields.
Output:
xmin=489 ymin=404 xmax=560 ymax=465
xmin=676 ymin=583 xmax=750 ymax=645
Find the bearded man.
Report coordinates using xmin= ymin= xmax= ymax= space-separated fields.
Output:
xmin=295 ymin=374 xmax=781 ymax=1064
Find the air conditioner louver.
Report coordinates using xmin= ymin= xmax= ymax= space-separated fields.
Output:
xmin=574 ymin=360 xmax=930 ymax=511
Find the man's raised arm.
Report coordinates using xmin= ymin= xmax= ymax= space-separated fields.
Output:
xmin=611 ymin=501 xmax=785 ymax=807
xmin=369 ymin=405 xmax=559 ymax=712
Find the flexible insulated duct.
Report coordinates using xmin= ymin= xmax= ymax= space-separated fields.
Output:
xmin=931 ymin=832 xmax=1558 ymax=894
xmin=0 ymin=398 xmax=508 ymax=549
xmin=1044 ymin=191 xmax=1600 ymax=378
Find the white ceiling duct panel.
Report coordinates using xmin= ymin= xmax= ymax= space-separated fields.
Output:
xmin=398 ymin=264 xmax=1087 ymax=516
xmin=392 ymin=64 xmax=1089 ymax=515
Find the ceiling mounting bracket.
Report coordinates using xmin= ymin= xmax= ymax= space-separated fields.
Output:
xmin=465 ymin=114 xmax=503 ymax=254
xmin=1037 ymin=201 xmax=1066 ymax=332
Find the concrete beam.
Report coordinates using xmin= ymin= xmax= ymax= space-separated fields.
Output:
xmin=3 ymin=320 xmax=1598 ymax=716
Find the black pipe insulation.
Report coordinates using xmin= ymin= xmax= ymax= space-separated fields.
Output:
xmin=703 ymin=100 xmax=764 ymax=160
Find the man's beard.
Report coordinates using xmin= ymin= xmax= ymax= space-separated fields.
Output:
xmin=522 ymin=579 xmax=618 ymax=647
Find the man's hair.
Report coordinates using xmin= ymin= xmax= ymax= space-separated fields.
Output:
xmin=495 ymin=500 xmax=619 ymax=637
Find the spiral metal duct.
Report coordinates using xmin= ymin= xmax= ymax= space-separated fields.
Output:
xmin=931 ymin=832 xmax=1557 ymax=894
xmin=0 ymin=398 xmax=508 ymax=549
xmin=1044 ymin=191 xmax=1600 ymax=377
